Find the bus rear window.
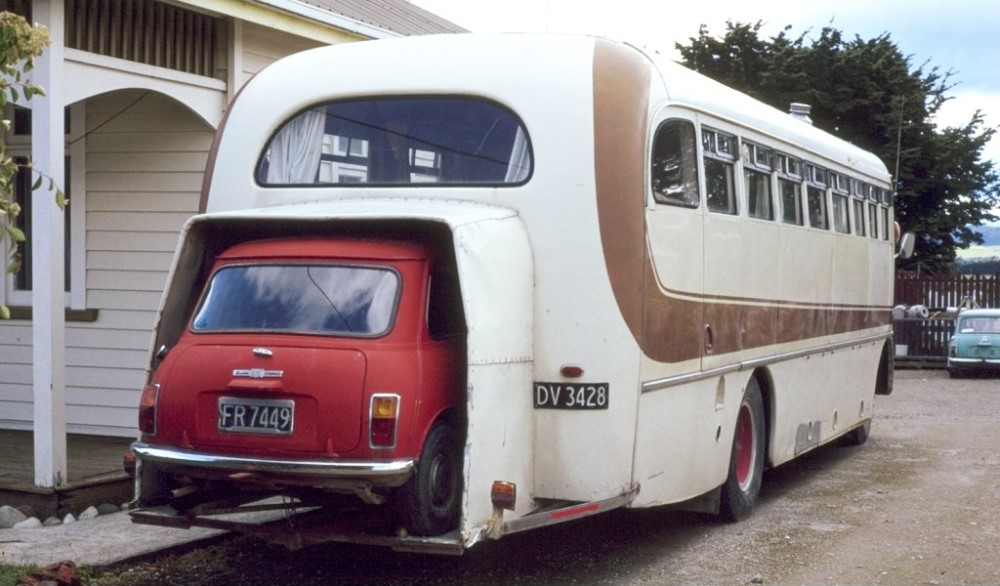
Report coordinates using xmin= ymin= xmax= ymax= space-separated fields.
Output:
xmin=192 ymin=264 xmax=400 ymax=336
xmin=257 ymin=98 xmax=531 ymax=186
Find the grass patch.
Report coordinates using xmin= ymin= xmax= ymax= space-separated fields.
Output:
xmin=0 ymin=563 xmax=37 ymax=586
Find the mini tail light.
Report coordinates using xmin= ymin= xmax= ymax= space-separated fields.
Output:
xmin=370 ymin=394 xmax=400 ymax=448
xmin=138 ymin=384 xmax=159 ymax=435
xmin=491 ymin=480 xmax=517 ymax=510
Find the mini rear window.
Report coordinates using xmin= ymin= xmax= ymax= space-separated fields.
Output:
xmin=258 ymin=97 xmax=531 ymax=186
xmin=192 ymin=264 xmax=400 ymax=336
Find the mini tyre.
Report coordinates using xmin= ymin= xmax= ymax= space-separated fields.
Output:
xmin=719 ymin=378 xmax=765 ymax=523
xmin=399 ymin=422 xmax=462 ymax=536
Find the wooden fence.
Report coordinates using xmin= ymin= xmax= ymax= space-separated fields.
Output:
xmin=895 ymin=273 xmax=1000 ymax=309
xmin=892 ymin=273 xmax=1000 ymax=365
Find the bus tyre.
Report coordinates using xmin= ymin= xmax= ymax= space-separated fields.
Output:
xmin=399 ymin=422 xmax=462 ymax=536
xmin=720 ymin=379 xmax=765 ymax=523
xmin=840 ymin=419 xmax=871 ymax=446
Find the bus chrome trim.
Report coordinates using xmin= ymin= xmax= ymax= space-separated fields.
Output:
xmin=641 ymin=333 xmax=893 ymax=393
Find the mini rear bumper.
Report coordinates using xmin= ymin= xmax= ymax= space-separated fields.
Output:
xmin=131 ymin=441 xmax=415 ymax=489
xmin=947 ymin=357 xmax=1000 ymax=370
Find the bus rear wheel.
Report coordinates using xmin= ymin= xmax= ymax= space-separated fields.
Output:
xmin=720 ymin=378 xmax=765 ymax=522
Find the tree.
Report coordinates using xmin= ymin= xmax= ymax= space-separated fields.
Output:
xmin=0 ymin=11 xmax=55 ymax=319
xmin=676 ymin=22 xmax=999 ymax=273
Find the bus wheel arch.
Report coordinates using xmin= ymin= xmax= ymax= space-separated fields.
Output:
xmin=875 ymin=339 xmax=894 ymax=395
xmin=719 ymin=373 xmax=769 ymax=522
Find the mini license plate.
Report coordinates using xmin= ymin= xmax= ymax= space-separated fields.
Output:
xmin=218 ymin=397 xmax=294 ymax=435
xmin=534 ymin=383 xmax=609 ymax=410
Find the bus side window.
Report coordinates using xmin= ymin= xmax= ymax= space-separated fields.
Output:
xmin=776 ymin=153 xmax=802 ymax=225
xmin=703 ymin=128 xmax=737 ymax=215
xmin=832 ymin=193 xmax=851 ymax=233
xmin=651 ymin=120 xmax=699 ymax=207
xmin=807 ymin=186 xmax=828 ymax=229
xmin=853 ymin=199 xmax=866 ymax=236
xmin=806 ymin=164 xmax=828 ymax=230
xmin=743 ymin=142 xmax=773 ymax=220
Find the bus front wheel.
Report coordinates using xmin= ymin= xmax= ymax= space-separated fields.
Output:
xmin=720 ymin=378 xmax=765 ymax=522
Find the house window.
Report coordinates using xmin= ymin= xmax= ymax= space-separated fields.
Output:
xmin=2 ymin=104 xmax=86 ymax=310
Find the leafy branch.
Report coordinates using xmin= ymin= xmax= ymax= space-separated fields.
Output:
xmin=0 ymin=11 xmax=54 ymax=319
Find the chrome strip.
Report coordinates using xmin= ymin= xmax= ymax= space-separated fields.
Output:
xmin=131 ymin=442 xmax=413 ymax=479
xmin=641 ymin=333 xmax=892 ymax=394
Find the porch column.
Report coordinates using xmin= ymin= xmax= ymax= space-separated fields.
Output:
xmin=31 ymin=0 xmax=67 ymax=488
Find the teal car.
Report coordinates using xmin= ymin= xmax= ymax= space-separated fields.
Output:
xmin=947 ymin=309 xmax=1000 ymax=377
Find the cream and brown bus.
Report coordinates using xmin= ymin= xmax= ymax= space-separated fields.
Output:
xmin=128 ymin=33 xmax=901 ymax=553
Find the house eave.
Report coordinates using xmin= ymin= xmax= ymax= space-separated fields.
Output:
xmin=172 ymin=0 xmax=397 ymax=43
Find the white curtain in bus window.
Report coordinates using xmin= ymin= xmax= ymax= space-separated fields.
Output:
xmin=258 ymin=98 xmax=532 ymax=186
xmin=853 ymin=199 xmax=866 ymax=236
xmin=265 ymin=108 xmax=326 ymax=183
xmin=832 ymin=193 xmax=851 ymax=233
xmin=651 ymin=119 xmax=699 ymax=207
xmin=746 ymin=169 xmax=772 ymax=219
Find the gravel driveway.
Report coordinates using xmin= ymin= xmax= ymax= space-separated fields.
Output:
xmin=90 ymin=369 xmax=1000 ymax=586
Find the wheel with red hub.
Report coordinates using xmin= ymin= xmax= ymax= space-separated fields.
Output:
xmin=720 ymin=377 xmax=765 ymax=522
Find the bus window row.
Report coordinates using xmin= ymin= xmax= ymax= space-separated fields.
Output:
xmin=651 ymin=118 xmax=892 ymax=241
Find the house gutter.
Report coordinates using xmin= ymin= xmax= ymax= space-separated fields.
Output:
xmin=174 ymin=0 xmax=400 ymax=44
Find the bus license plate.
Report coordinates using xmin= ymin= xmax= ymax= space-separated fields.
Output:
xmin=534 ymin=383 xmax=609 ymax=410
xmin=218 ymin=397 xmax=294 ymax=435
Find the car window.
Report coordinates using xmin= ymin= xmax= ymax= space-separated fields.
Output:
xmin=192 ymin=264 xmax=400 ymax=336
xmin=959 ymin=316 xmax=1000 ymax=334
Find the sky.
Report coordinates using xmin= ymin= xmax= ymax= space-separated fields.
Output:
xmin=410 ymin=0 xmax=1000 ymax=165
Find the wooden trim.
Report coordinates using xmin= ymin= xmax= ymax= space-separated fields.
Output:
xmin=6 ymin=306 xmax=100 ymax=322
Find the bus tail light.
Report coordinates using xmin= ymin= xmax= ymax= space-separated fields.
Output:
xmin=138 ymin=384 xmax=159 ymax=435
xmin=491 ymin=480 xmax=517 ymax=510
xmin=370 ymin=394 xmax=399 ymax=448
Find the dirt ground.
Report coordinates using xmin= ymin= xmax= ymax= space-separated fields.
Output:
xmin=89 ymin=369 xmax=1000 ymax=586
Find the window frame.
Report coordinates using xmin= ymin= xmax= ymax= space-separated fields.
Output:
xmin=651 ymin=118 xmax=700 ymax=208
xmin=1 ymin=103 xmax=86 ymax=310
xmin=702 ymin=127 xmax=738 ymax=215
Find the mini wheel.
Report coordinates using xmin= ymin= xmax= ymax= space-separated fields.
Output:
xmin=399 ymin=422 xmax=462 ymax=535
xmin=720 ymin=378 xmax=765 ymax=522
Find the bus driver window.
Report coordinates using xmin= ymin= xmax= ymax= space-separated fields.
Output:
xmin=651 ymin=119 xmax=699 ymax=207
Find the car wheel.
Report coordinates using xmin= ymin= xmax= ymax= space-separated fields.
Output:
xmin=399 ymin=422 xmax=462 ymax=536
xmin=720 ymin=378 xmax=765 ymax=523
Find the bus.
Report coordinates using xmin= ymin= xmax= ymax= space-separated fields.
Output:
xmin=128 ymin=33 xmax=904 ymax=553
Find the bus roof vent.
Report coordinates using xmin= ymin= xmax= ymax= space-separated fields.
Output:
xmin=789 ymin=102 xmax=813 ymax=124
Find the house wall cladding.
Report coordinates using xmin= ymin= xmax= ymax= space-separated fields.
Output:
xmin=0 ymin=91 xmax=214 ymax=436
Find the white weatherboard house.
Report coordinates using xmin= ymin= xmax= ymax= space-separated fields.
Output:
xmin=0 ymin=0 xmax=462 ymax=488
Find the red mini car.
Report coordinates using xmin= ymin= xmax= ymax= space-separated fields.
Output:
xmin=130 ymin=237 xmax=466 ymax=535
